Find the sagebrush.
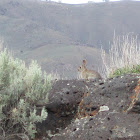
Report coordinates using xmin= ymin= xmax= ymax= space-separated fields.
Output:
xmin=0 ymin=49 xmax=51 ymax=139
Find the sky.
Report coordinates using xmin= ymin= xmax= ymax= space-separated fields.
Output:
xmin=45 ymin=0 xmax=120 ymax=4
xmin=53 ymin=0 xmax=104 ymax=3
xmin=41 ymin=0 xmax=140 ymax=4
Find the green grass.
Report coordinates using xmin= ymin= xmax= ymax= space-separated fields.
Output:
xmin=109 ymin=65 xmax=140 ymax=78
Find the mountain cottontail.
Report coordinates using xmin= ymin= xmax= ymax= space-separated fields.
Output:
xmin=78 ymin=60 xmax=101 ymax=80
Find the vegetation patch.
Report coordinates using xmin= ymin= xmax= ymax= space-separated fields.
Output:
xmin=0 ymin=49 xmax=51 ymax=139
xmin=109 ymin=64 xmax=140 ymax=78
xmin=101 ymin=34 xmax=140 ymax=78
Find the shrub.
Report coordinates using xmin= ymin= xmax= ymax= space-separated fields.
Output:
xmin=109 ymin=64 xmax=140 ymax=78
xmin=101 ymin=33 xmax=140 ymax=78
xmin=0 ymin=49 xmax=51 ymax=139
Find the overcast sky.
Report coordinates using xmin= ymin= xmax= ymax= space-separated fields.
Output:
xmin=53 ymin=0 xmax=104 ymax=3
xmin=48 ymin=0 xmax=119 ymax=4
xmin=41 ymin=0 xmax=139 ymax=4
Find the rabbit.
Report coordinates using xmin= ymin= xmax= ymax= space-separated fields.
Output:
xmin=78 ymin=60 xmax=101 ymax=80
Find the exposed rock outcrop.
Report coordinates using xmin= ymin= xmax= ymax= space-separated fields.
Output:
xmin=36 ymin=74 xmax=140 ymax=140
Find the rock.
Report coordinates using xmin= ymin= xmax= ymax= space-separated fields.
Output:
xmin=36 ymin=74 xmax=140 ymax=140
xmin=36 ymin=80 xmax=88 ymax=138
xmin=114 ymin=136 xmax=140 ymax=140
xmin=77 ymin=74 xmax=140 ymax=118
xmin=47 ymin=80 xmax=87 ymax=116
xmin=52 ymin=112 xmax=140 ymax=140
xmin=126 ymin=79 xmax=140 ymax=113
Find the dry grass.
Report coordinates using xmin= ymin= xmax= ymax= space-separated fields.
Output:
xmin=101 ymin=33 xmax=140 ymax=78
xmin=50 ymin=70 xmax=61 ymax=81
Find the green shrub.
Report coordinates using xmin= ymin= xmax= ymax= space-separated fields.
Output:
xmin=0 ymin=49 xmax=51 ymax=139
xmin=109 ymin=64 xmax=140 ymax=78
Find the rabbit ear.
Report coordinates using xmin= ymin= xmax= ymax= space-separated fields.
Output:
xmin=83 ymin=60 xmax=86 ymax=65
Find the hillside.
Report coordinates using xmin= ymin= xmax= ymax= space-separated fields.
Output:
xmin=0 ymin=0 xmax=140 ymax=78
